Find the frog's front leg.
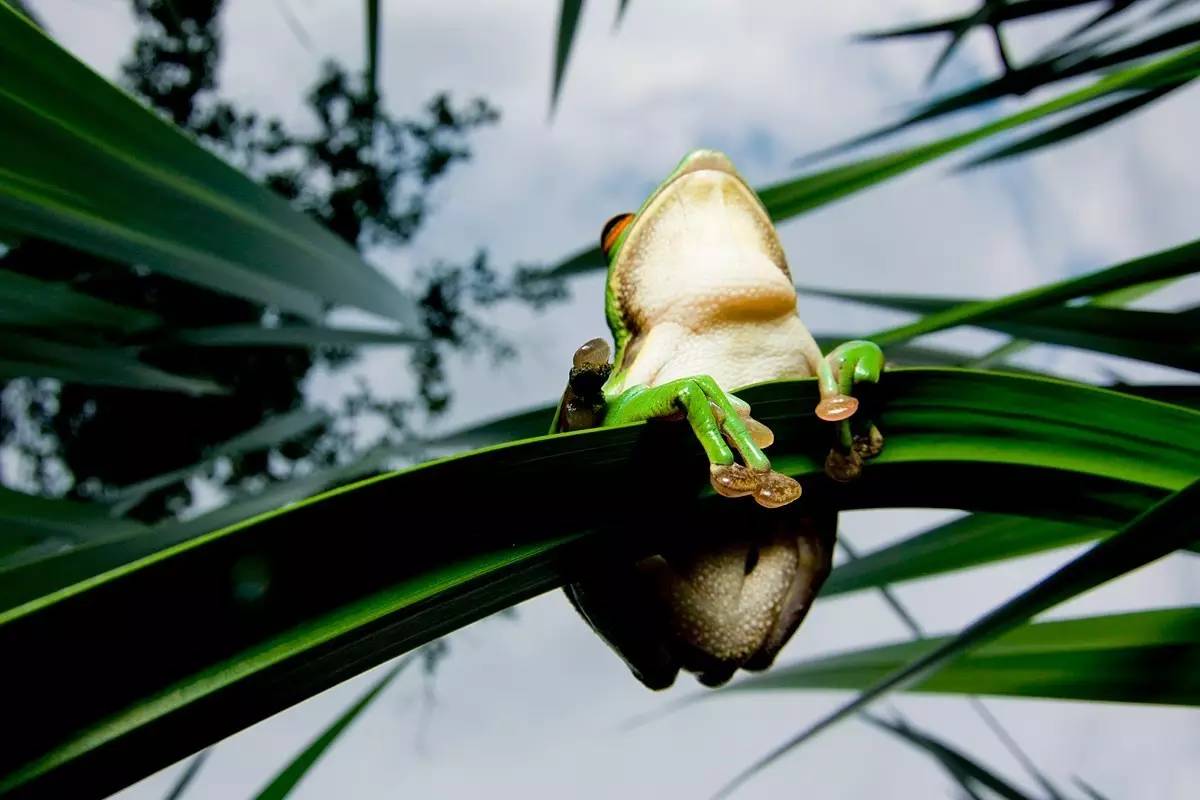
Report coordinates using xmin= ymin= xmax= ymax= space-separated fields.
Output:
xmin=605 ymin=377 xmax=802 ymax=509
xmin=813 ymin=340 xmax=886 ymax=481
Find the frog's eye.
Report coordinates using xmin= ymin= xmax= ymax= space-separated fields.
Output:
xmin=600 ymin=213 xmax=634 ymax=258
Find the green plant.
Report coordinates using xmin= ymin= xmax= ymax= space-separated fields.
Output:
xmin=1 ymin=1 xmax=1197 ymax=798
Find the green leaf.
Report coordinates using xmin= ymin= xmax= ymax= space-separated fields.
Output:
xmin=730 ymin=606 xmax=1200 ymax=706
xmin=0 ymin=270 xmax=161 ymax=334
xmin=0 ymin=486 xmax=145 ymax=545
xmin=1073 ymin=776 xmax=1114 ymax=800
xmin=823 ymin=514 xmax=1107 ymax=598
xmin=0 ymin=5 xmax=415 ymax=325
xmin=818 ymin=18 xmax=1200 ymax=161
xmin=0 ymin=330 xmax=225 ymax=394
xmin=546 ymin=46 xmax=1200 ymax=278
xmin=550 ymin=0 xmax=585 ymax=113
xmin=4 ymin=442 xmax=410 ymax=602
xmin=420 ymin=405 xmax=556 ymax=451
xmin=0 ymin=369 xmax=1195 ymax=798
xmin=855 ymin=1 xmax=1100 ymax=43
xmin=106 ymin=408 xmax=330 ymax=515
xmin=862 ymin=237 xmax=1200 ymax=348
xmin=966 ymin=274 xmax=1184 ymax=369
xmin=615 ymin=0 xmax=631 ymax=28
xmin=862 ymin=714 xmax=1034 ymax=800
xmin=160 ymin=750 xmax=209 ymax=800
xmin=365 ymin=0 xmax=380 ymax=100
xmin=713 ymin=481 xmax=1200 ymax=798
xmin=804 ymin=285 xmax=1200 ymax=371
xmin=158 ymin=324 xmax=421 ymax=349
xmin=252 ymin=655 xmax=414 ymax=800
xmin=964 ymin=84 xmax=1185 ymax=168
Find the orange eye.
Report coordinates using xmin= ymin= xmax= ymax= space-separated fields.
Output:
xmin=600 ymin=213 xmax=634 ymax=259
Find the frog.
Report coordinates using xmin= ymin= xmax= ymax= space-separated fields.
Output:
xmin=554 ymin=149 xmax=884 ymax=689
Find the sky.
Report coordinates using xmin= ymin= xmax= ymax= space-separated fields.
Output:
xmin=27 ymin=0 xmax=1200 ymax=798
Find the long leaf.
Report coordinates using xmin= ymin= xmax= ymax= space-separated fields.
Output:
xmin=0 ymin=331 xmax=224 ymax=394
xmin=0 ymin=270 xmax=161 ymax=334
xmin=160 ymin=750 xmax=209 ymax=800
xmin=106 ymin=408 xmax=330 ymax=514
xmin=816 ymin=17 xmax=1200 ymax=161
xmin=863 ymin=237 xmax=1200 ymax=347
xmin=546 ymin=45 xmax=1200 ymax=277
xmin=159 ymin=324 xmax=421 ymax=349
xmin=252 ymin=655 xmax=414 ymax=800
xmin=615 ymin=0 xmax=631 ymax=28
xmin=862 ymin=714 xmax=1034 ymax=800
xmin=729 ymin=606 xmax=1200 ymax=706
xmin=0 ymin=369 xmax=1196 ymax=797
xmin=964 ymin=83 xmax=1185 ymax=167
xmin=0 ymin=486 xmax=145 ymax=545
xmin=550 ymin=0 xmax=585 ymax=112
xmin=822 ymin=514 xmax=1107 ymax=597
xmin=365 ymin=0 xmax=380 ymax=101
xmin=804 ymin=285 xmax=1200 ymax=370
xmin=0 ymin=5 xmax=416 ymax=325
xmin=713 ymin=480 xmax=1200 ymax=799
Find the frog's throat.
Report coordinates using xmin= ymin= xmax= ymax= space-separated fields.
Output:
xmin=605 ymin=150 xmax=779 ymax=371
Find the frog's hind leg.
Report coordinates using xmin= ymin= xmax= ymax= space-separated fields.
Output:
xmin=814 ymin=340 xmax=885 ymax=482
xmin=605 ymin=376 xmax=801 ymax=508
xmin=565 ymin=566 xmax=681 ymax=690
xmin=742 ymin=509 xmax=837 ymax=672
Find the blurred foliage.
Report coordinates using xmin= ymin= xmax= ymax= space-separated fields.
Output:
xmin=0 ymin=0 xmax=564 ymax=521
xmin=815 ymin=0 xmax=1200 ymax=159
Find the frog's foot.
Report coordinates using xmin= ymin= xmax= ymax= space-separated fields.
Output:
xmin=815 ymin=341 xmax=885 ymax=482
xmin=606 ymin=376 xmax=801 ymax=508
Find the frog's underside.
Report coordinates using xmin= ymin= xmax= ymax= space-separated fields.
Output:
xmin=555 ymin=149 xmax=882 ymax=689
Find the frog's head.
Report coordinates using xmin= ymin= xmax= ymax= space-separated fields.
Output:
xmin=601 ymin=150 xmax=796 ymax=363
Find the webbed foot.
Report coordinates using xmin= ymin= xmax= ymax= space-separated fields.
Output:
xmin=606 ymin=376 xmax=801 ymax=508
xmin=816 ymin=340 xmax=886 ymax=482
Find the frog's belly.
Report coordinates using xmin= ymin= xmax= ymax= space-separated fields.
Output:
xmin=649 ymin=315 xmax=815 ymax=391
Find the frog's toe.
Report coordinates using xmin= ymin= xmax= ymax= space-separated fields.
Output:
xmin=815 ymin=393 xmax=859 ymax=422
xmin=742 ymin=415 xmax=775 ymax=448
xmin=710 ymin=463 xmax=759 ymax=498
xmin=825 ymin=447 xmax=863 ymax=482
xmin=853 ymin=424 xmax=884 ymax=460
xmin=753 ymin=471 xmax=802 ymax=508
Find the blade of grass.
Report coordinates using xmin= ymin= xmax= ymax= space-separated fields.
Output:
xmin=0 ymin=270 xmax=161 ymax=334
xmin=615 ymin=0 xmax=631 ymax=28
xmin=157 ymin=324 xmax=421 ymax=349
xmin=0 ymin=5 xmax=415 ymax=324
xmin=550 ymin=0 xmax=585 ymax=113
xmin=106 ymin=408 xmax=330 ymax=515
xmin=0 ymin=331 xmax=225 ymax=394
xmin=729 ymin=606 xmax=1200 ymax=704
xmin=824 ymin=514 xmax=1107 ymax=597
xmin=837 ymin=535 xmax=1066 ymax=799
xmin=862 ymin=713 xmax=1035 ymax=800
xmin=863 ymin=237 xmax=1200 ymax=347
xmin=546 ymin=46 xmax=1200 ymax=278
xmin=964 ymin=83 xmax=1185 ymax=167
xmin=0 ymin=486 xmax=146 ymax=544
xmin=810 ymin=285 xmax=1198 ymax=370
xmin=0 ymin=370 xmax=1196 ymax=797
xmin=809 ymin=18 xmax=1200 ymax=162
xmin=713 ymin=481 xmax=1200 ymax=798
xmin=252 ymin=655 xmax=415 ymax=800
xmin=160 ymin=750 xmax=209 ymax=800
xmin=365 ymin=0 xmax=380 ymax=102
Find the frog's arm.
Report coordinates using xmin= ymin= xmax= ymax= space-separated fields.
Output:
xmin=602 ymin=329 xmax=801 ymax=508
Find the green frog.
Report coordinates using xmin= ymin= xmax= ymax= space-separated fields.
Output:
xmin=555 ymin=150 xmax=884 ymax=688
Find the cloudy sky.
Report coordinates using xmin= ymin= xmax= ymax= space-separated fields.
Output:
xmin=30 ymin=0 xmax=1200 ymax=798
